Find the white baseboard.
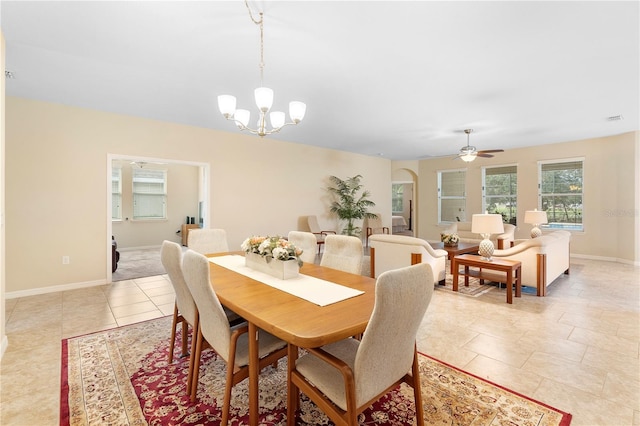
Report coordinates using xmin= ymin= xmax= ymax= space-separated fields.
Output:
xmin=118 ymin=245 xmax=162 ymax=252
xmin=5 ymin=279 xmax=107 ymax=299
xmin=571 ymin=253 xmax=640 ymax=266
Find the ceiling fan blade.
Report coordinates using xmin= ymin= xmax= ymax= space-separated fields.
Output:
xmin=476 ymin=153 xmax=495 ymax=158
xmin=477 ymin=149 xmax=504 ymax=154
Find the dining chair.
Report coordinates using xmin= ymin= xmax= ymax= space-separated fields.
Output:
xmin=287 ymin=231 xmax=318 ymax=264
xmin=320 ymin=234 xmax=364 ymax=275
xmin=288 ymin=263 xmax=434 ymax=426
xmin=182 ymin=250 xmax=288 ymax=423
xmin=365 ymin=213 xmax=389 ymax=247
xmin=187 ymin=228 xmax=229 ymax=255
xmin=307 ymin=215 xmax=336 ymax=254
xmin=161 ymin=240 xmax=243 ymax=396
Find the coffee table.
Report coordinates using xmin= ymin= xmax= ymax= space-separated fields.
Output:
xmin=432 ymin=242 xmax=479 ymax=261
xmin=451 ymin=254 xmax=522 ymax=304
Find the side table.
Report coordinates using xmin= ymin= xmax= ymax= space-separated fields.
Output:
xmin=451 ymin=254 xmax=522 ymax=304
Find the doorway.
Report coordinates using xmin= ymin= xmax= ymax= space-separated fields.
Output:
xmin=106 ymin=154 xmax=209 ymax=282
xmin=392 ymin=181 xmax=414 ymax=236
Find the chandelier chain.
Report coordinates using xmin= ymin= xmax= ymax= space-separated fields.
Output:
xmin=245 ymin=0 xmax=265 ymax=83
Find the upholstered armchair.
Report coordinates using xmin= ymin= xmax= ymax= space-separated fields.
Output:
xmin=307 ymin=215 xmax=337 ymax=254
xmin=369 ymin=234 xmax=447 ymax=285
xmin=365 ymin=214 xmax=389 ymax=247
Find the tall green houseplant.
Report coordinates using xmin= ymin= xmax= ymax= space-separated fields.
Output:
xmin=328 ymin=175 xmax=377 ymax=236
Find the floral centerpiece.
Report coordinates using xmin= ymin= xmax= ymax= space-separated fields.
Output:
xmin=441 ymin=233 xmax=460 ymax=247
xmin=241 ymin=236 xmax=303 ymax=267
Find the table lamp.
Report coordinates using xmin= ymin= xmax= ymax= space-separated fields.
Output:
xmin=471 ymin=213 xmax=504 ymax=261
xmin=524 ymin=209 xmax=548 ymax=238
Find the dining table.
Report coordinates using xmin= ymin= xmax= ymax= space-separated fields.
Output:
xmin=206 ymin=252 xmax=377 ymax=426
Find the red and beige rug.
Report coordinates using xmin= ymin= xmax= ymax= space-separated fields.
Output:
xmin=61 ymin=316 xmax=572 ymax=425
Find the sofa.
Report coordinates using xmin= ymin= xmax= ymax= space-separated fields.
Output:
xmin=368 ymin=234 xmax=447 ymax=285
xmin=484 ymin=230 xmax=571 ymax=296
xmin=441 ymin=222 xmax=516 ymax=249
xmin=112 ymin=235 xmax=120 ymax=273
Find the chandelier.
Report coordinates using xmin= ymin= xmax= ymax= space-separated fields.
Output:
xmin=217 ymin=1 xmax=306 ymax=137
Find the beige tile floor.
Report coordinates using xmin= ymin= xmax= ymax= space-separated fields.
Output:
xmin=1 ymin=257 xmax=639 ymax=425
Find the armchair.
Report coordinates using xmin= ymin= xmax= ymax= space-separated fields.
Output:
xmin=365 ymin=214 xmax=389 ymax=247
xmin=369 ymin=234 xmax=447 ymax=285
xmin=307 ymin=215 xmax=337 ymax=254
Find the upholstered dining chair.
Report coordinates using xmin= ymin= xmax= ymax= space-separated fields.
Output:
xmin=161 ymin=241 xmax=243 ymax=396
xmin=187 ymin=228 xmax=229 ymax=255
xmin=288 ymin=263 xmax=434 ymax=426
xmin=307 ymin=215 xmax=336 ymax=254
xmin=320 ymin=234 xmax=364 ymax=275
xmin=182 ymin=250 xmax=288 ymax=423
xmin=365 ymin=213 xmax=389 ymax=247
xmin=287 ymin=231 xmax=318 ymax=264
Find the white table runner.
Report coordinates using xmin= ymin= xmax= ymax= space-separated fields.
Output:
xmin=208 ymin=255 xmax=364 ymax=307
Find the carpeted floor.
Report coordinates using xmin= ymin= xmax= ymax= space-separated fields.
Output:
xmin=61 ymin=317 xmax=572 ymax=426
xmin=112 ymin=247 xmax=170 ymax=281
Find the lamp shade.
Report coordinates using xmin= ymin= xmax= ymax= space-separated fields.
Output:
xmin=233 ymin=109 xmax=250 ymax=128
xmin=471 ymin=213 xmax=504 ymax=235
xmin=524 ymin=209 xmax=548 ymax=225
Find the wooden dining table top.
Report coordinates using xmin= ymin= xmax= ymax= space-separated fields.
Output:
xmin=206 ymin=252 xmax=377 ymax=348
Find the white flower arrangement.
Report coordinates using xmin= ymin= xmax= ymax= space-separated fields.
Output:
xmin=441 ymin=233 xmax=460 ymax=245
xmin=241 ymin=236 xmax=303 ymax=267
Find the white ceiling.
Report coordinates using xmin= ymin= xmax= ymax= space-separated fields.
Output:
xmin=2 ymin=1 xmax=638 ymax=160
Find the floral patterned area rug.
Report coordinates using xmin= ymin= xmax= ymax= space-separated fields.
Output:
xmin=61 ymin=316 xmax=572 ymax=426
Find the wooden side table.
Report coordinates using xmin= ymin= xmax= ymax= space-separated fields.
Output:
xmin=451 ymin=254 xmax=522 ymax=304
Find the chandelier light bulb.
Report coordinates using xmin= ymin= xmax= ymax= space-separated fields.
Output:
xmin=234 ymin=109 xmax=250 ymax=128
xmin=289 ymin=101 xmax=306 ymax=123
xmin=217 ymin=95 xmax=237 ymax=118
xmin=254 ymin=87 xmax=274 ymax=112
xmin=270 ymin=111 xmax=285 ymax=129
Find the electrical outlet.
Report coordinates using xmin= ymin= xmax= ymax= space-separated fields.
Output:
xmin=62 ymin=256 xmax=70 ymax=265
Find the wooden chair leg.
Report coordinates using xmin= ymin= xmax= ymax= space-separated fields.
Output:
xmin=180 ymin=320 xmax=189 ymax=358
xmin=411 ymin=348 xmax=425 ymax=426
xmin=287 ymin=344 xmax=299 ymax=425
xmin=187 ymin=324 xmax=204 ymax=402
xmin=168 ymin=302 xmax=179 ymax=363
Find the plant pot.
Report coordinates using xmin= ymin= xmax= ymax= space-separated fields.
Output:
xmin=444 ymin=242 xmax=458 ymax=247
xmin=245 ymin=252 xmax=299 ymax=280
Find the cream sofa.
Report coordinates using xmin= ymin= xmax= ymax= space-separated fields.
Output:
xmin=485 ymin=230 xmax=571 ymax=296
xmin=368 ymin=234 xmax=447 ymax=285
xmin=441 ymin=222 xmax=516 ymax=249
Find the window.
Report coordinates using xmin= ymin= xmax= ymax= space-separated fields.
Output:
xmin=438 ymin=170 xmax=466 ymax=222
xmin=132 ymin=168 xmax=167 ymax=220
xmin=538 ymin=159 xmax=583 ymax=231
xmin=112 ymin=167 xmax=122 ymax=220
xmin=482 ymin=165 xmax=517 ymax=225
xmin=392 ymin=183 xmax=404 ymax=213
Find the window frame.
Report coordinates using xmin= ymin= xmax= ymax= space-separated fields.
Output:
xmin=537 ymin=157 xmax=584 ymax=232
xmin=438 ymin=169 xmax=466 ymax=223
xmin=111 ymin=167 xmax=122 ymax=221
xmin=482 ymin=164 xmax=518 ymax=225
xmin=132 ymin=168 xmax=168 ymax=221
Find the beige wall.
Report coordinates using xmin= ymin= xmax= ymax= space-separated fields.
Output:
xmin=414 ymin=132 xmax=639 ymax=263
xmin=5 ymin=97 xmax=391 ymax=296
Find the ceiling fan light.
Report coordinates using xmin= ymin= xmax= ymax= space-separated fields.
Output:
xmin=255 ymin=87 xmax=274 ymax=112
xmin=289 ymin=101 xmax=306 ymax=123
xmin=270 ymin=111 xmax=285 ymax=129
xmin=217 ymin=95 xmax=237 ymax=117
xmin=460 ymin=152 xmax=477 ymax=162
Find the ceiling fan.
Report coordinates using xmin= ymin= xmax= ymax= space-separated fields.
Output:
xmin=455 ymin=129 xmax=504 ymax=162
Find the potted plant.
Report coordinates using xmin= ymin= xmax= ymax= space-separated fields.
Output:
xmin=327 ymin=175 xmax=377 ymax=237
